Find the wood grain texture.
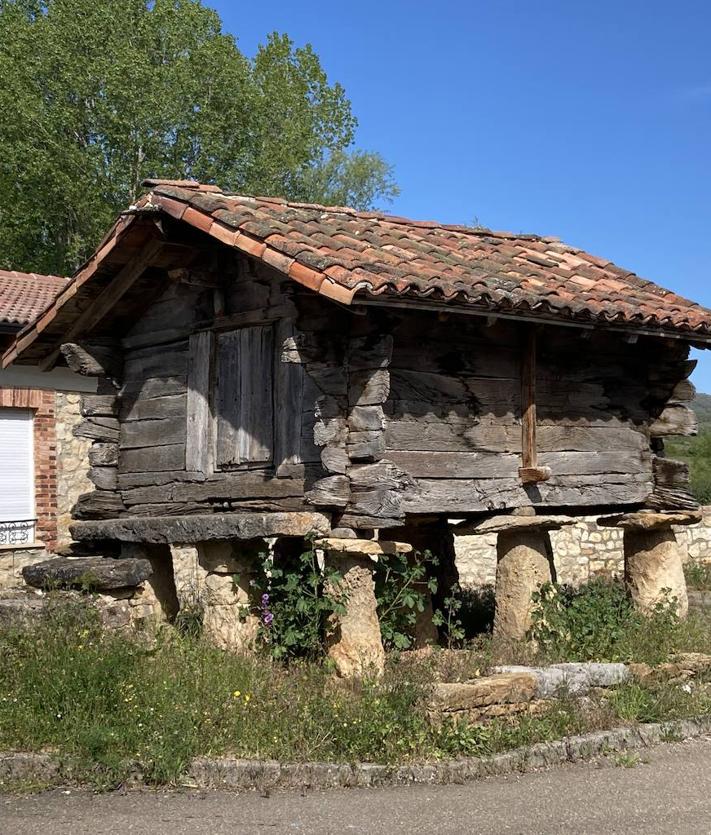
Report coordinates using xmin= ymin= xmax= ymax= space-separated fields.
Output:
xmin=186 ymin=330 xmax=213 ymax=474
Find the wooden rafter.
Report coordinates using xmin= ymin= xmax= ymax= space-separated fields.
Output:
xmin=39 ymin=239 xmax=164 ymax=371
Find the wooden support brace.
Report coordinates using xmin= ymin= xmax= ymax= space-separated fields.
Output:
xmin=518 ymin=326 xmax=551 ymax=484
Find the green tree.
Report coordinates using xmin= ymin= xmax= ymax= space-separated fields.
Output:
xmin=0 ymin=0 xmax=398 ymax=274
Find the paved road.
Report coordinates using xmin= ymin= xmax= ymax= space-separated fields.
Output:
xmin=4 ymin=738 xmax=711 ymax=834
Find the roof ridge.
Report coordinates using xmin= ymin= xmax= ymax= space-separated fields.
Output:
xmin=146 ymin=182 xmax=552 ymax=242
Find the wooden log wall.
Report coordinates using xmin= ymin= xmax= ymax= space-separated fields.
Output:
xmin=67 ymin=240 xmax=699 ymax=528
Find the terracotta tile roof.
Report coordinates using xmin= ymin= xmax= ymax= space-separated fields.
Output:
xmin=0 ymin=269 xmax=68 ymax=327
xmin=4 ymin=180 xmax=711 ymax=366
xmin=143 ymin=183 xmax=711 ymax=337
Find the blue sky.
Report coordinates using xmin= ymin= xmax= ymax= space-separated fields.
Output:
xmin=213 ymin=0 xmax=711 ymax=390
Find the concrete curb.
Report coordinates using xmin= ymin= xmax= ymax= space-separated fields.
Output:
xmin=3 ymin=715 xmax=711 ymax=791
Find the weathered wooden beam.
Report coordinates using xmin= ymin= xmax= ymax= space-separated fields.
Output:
xmin=40 ymin=239 xmax=164 ymax=371
xmin=61 ymin=342 xmax=123 ymax=381
xmin=518 ymin=327 xmax=550 ymax=483
xmin=650 ymin=403 xmax=698 ymax=438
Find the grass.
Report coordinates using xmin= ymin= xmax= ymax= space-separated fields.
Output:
xmin=2 ymin=596 xmax=711 ymax=790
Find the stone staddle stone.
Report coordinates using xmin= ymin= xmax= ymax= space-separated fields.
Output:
xmin=493 ymin=529 xmax=554 ymax=641
xmin=456 ymin=514 xmax=576 ymax=536
xmin=624 ymin=528 xmax=689 ymax=619
xmin=320 ymin=539 xmax=396 ymax=678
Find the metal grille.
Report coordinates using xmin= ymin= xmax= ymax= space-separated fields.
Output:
xmin=0 ymin=519 xmax=36 ymax=546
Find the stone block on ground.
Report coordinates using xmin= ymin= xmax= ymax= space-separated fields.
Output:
xmin=0 ymin=592 xmax=47 ymax=628
xmin=22 ymin=556 xmax=152 ymax=591
xmin=494 ymin=662 xmax=631 ymax=698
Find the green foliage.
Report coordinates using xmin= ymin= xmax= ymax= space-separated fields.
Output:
xmin=3 ymin=599 xmax=711 ymax=789
xmin=530 ymin=578 xmax=680 ymax=665
xmin=374 ymin=550 xmax=439 ymax=650
xmin=0 ymin=0 xmax=398 ymax=274
xmin=684 ymin=558 xmax=711 ymax=591
xmin=432 ymin=584 xmax=467 ymax=649
xmin=249 ymin=541 xmax=347 ymax=661
xmin=667 ymin=430 xmax=711 ymax=504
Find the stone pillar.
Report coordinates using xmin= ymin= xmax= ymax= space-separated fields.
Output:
xmin=624 ymin=528 xmax=689 ymax=618
xmin=169 ymin=540 xmax=262 ymax=652
xmin=453 ymin=515 xmax=573 ymax=642
xmin=494 ymin=528 xmax=554 ymax=641
xmin=599 ymin=511 xmax=701 ymax=620
xmin=318 ymin=538 xmax=412 ymax=677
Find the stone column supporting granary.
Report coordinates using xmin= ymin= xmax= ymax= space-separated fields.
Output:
xmin=599 ymin=511 xmax=701 ymax=619
xmin=169 ymin=540 xmax=262 ymax=651
xmin=318 ymin=538 xmax=413 ymax=677
xmin=457 ymin=515 xmax=575 ymax=641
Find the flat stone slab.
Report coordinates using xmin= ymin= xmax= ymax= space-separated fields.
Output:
xmin=455 ymin=514 xmax=577 ymax=535
xmin=429 ymin=673 xmax=539 ymax=713
xmin=315 ymin=538 xmax=413 ymax=557
xmin=493 ymin=662 xmax=631 ymax=698
xmin=598 ymin=510 xmax=702 ymax=530
xmin=22 ymin=556 xmax=152 ymax=591
xmin=71 ymin=512 xmax=331 ymax=544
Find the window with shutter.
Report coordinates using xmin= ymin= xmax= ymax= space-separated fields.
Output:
xmin=0 ymin=408 xmax=35 ymax=545
xmin=214 ymin=325 xmax=275 ymax=468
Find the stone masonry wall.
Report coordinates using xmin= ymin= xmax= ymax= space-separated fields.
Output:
xmin=55 ymin=391 xmax=92 ymax=549
xmin=453 ymin=507 xmax=711 ymax=590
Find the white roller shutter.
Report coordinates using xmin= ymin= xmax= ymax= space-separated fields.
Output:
xmin=0 ymin=408 xmax=35 ymax=545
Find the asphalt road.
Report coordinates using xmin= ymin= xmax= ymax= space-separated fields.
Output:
xmin=4 ymin=737 xmax=711 ymax=834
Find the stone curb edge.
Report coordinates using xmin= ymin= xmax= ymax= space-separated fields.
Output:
xmin=2 ymin=715 xmax=711 ymax=791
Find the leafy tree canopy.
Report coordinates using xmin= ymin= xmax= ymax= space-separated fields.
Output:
xmin=0 ymin=0 xmax=398 ymax=274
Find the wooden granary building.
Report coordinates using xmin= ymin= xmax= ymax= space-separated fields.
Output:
xmin=6 ymin=180 xmax=710 ymax=670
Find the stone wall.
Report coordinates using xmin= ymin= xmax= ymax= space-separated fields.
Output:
xmin=453 ymin=507 xmax=711 ymax=590
xmin=0 ymin=390 xmax=92 ymax=589
xmin=55 ymin=391 xmax=92 ymax=549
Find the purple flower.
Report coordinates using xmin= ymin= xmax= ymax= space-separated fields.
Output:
xmin=261 ymin=593 xmax=270 ymax=606
xmin=262 ymin=611 xmax=274 ymax=626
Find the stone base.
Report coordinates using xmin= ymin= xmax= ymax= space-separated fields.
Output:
xmin=624 ymin=528 xmax=689 ymax=618
xmin=324 ymin=547 xmax=386 ymax=678
xmin=493 ymin=529 xmax=554 ymax=641
xmin=170 ymin=541 xmax=262 ymax=652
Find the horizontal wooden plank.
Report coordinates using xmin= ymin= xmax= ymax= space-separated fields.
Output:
xmin=119 ymin=417 xmax=186 ymax=449
xmin=123 ymin=343 xmax=188 ymax=382
xmin=120 ymin=393 xmax=187 ymax=421
xmin=119 ymin=444 xmax=186 ymax=473
xmin=120 ymin=375 xmax=187 ymax=400
xmin=121 ymin=472 xmax=304 ymax=506
xmin=400 ymin=473 xmax=653 ymax=514
xmin=383 ymin=449 xmax=649 ymax=479
xmin=384 ymin=420 xmax=647 ymax=453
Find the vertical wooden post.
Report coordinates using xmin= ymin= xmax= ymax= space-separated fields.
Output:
xmin=518 ymin=326 xmax=551 ymax=483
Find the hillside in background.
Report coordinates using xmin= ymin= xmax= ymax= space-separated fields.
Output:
xmin=666 ymin=392 xmax=711 ymax=503
xmin=692 ymin=393 xmax=711 ymax=431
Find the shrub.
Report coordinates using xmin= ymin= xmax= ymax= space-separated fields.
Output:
xmin=684 ymin=559 xmax=711 ymax=591
xmin=374 ymin=550 xmax=439 ymax=650
xmin=247 ymin=540 xmax=347 ymax=661
xmin=529 ymin=577 xmax=680 ymax=664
